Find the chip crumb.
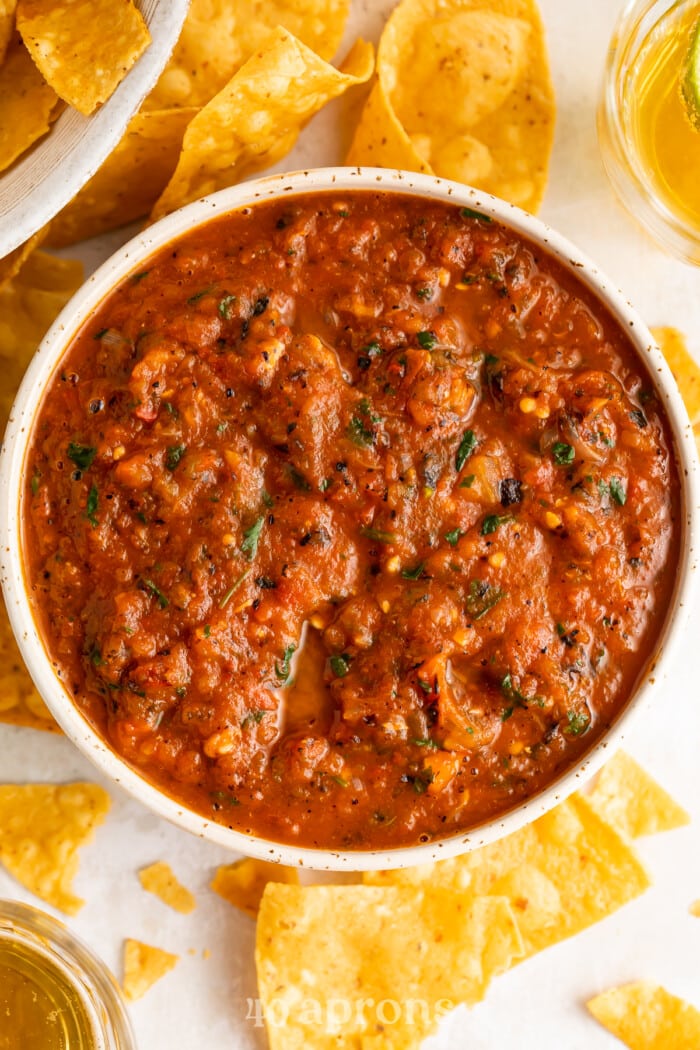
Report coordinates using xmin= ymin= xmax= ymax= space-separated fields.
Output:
xmin=0 ymin=782 xmax=110 ymax=914
xmin=211 ymin=858 xmax=300 ymax=919
xmin=587 ymin=981 xmax=700 ymax=1049
xmin=122 ymin=939 xmax=179 ymax=1002
xmin=138 ymin=861 xmax=196 ymax=914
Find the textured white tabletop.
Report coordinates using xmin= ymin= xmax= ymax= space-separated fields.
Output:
xmin=1 ymin=2 xmax=699 ymax=1047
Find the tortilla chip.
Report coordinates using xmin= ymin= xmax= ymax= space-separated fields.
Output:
xmin=146 ymin=0 xmax=351 ymax=111
xmin=0 ymin=595 xmax=58 ymax=732
xmin=0 ymin=783 xmax=110 ymax=913
xmin=652 ymin=326 xmax=700 ymax=426
xmin=366 ymin=794 xmax=650 ymax=958
xmin=151 ymin=32 xmax=374 ymax=220
xmin=48 ymin=108 xmax=197 ymax=247
xmin=690 ymin=900 xmax=700 ymax=917
xmin=211 ymin=857 xmax=299 ymax=918
xmin=351 ymin=0 xmax=555 ymax=212
xmin=0 ymin=39 xmax=57 ymax=173
xmin=0 ymin=225 xmax=50 ymax=290
xmin=138 ymin=861 xmax=196 ymax=914
xmin=256 ymin=884 xmax=522 ymax=1049
xmin=122 ymin=939 xmax=179 ymax=1001
xmin=0 ymin=0 xmax=17 ymax=63
xmin=16 ymin=0 xmax=150 ymax=115
xmin=346 ymin=78 xmax=431 ymax=173
xmin=587 ymin=982 xmax=700 ymax=1049
xmin=588 ymin=751 xmax=690 ymax=839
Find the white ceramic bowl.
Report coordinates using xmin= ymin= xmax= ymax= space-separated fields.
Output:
xmin=2 ymin=168 xmax=699 ymax=870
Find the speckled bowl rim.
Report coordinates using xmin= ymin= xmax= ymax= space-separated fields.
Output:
xmin=2 ymin=167 xmax=698 ymax=871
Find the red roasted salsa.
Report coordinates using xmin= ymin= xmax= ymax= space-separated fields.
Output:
xmin=24 ymin=192 xmax=680 ymax=849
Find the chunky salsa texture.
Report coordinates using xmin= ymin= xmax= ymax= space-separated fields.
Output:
xmin=24 ymin=192 xmax=680 ymax=849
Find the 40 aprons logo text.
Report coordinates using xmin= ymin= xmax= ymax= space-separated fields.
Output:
xmin=245 ymin=996 xmax=456 ymax=1028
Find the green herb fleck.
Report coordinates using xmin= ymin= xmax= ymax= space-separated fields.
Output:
xmin=466 ymin=579 xmax=506 ymax=620
xmin=93 ymin=327 xmax=108 ymax=340
xmin=480 ymin=513 xmax=513 ymax=536
xmin=67 ymin=442 xmax=97 ymax=471
xmin=210 ymin=791 xmax=240 ymax=807
xmin=455 ymin=429 xmax=477 ymax=472
xmin=143 ymin=577 xmax=168 ymax=609
xmin=131 ymin=270 xmax=150 ymax=284
xmin=241 ymin=710 xmax=266 ymax=728
xmin=275 ymin=645 xmax=296 ymax=683
xmin=564 ymin=710 xmax=591 ymax=736
xmin=218 ymin=294 xmax=237 ymax=319
xmin=165 ymin=444 xmax=186 ymax=471
xmin=347 ymin=415 xmax=375 ymax=447
xmin=360 ymin=525 xmax=396 ymax=544
xmin=86 ymin=485 xmax=99 ymax=527
xmin=460 ymin=206 xmax=492 ymax=222
xmin=30 ymin=472 xmax=41 ymax=496
xmin=330 ymin=653 xmax=351 ymax=678
xmin=332 ymin=775 xmax=349 ymax=787
xmin=401 ymin=562 xmax=427 ymax=580
xmin=320 ymin=478 xmax=332 ymax=492
xmin=444 ymin=528 xmax=463 ymax=547
xmin=187 ymin=286 xmax=214 ymax=305
xmin=411 ymin=737 xmax=438 ymax=748
xmin=203 ymin=625 xmax=211 ymax=638
xmin=416 ymin=287 xmax=433 ymax=300
xmin=412 ymin=768 xmax=435 ymax=794
xmin=241 ymin=516 xmax=265 ymax=558
xmin=609 ymin=477 xmax=627 ymax=505
xmin=219 ymin=568 xmax=251 ymax=609
xmin=417 ymin=330 xmax=437 ymax=350
xmin=552 ymin=442 xmax=575 ymax=466
xmin=460 ymin=473 xmax=476 ymax=489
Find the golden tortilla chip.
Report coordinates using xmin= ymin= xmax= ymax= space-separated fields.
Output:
xmin=0 ymin=0 xmax=17 ymax=63
xmin=256 ymin=884 xmax=522 ymax=1049
xmin=0 ymin=783 xmax=110 ymax=914
xmin=0 ymin=595 xmax=58 ymax=732
xmin=138 ymin=861 xmax=196 ymax=914
xmin=652 ymin=326 xmax=700 ymax=427
xmin=350 ymin=0 xmax=555 ymax=212
xmin=122 ymin=939 xmax=179 ymax=1001
xmin=211 ymin=857 xmax=299 ymax=918
xmin=16 ymin=0 xmax=150 ymax=116
xmin=690 ymin=900 xmax=700 ymax=917
xmin=587 ymin=982 xmax=700 ymax=1049
xmin=146 ymin=0 xmax=351 ymax=111
xmin=48 ymin=108 xmax=197 ymax=247
xmin=151 ymin=32 xmax=374 ymax=220
xmin=0 ymin=39 xmax=57 ymax=173
xmin=346 ymin=79 xmax=431 ymax=173
xmin=366 ymin=794 xmax=650 ymax=958
xmin=588 ymin=750 xmax=690 ymax=839
xmin=0 ymin=225 xmax=50 ymax=290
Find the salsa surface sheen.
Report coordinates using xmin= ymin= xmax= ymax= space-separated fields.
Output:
xmin=24 ymin=192 xmax=680 ymax=849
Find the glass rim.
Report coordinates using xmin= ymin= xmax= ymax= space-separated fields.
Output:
xmin=0 ymin=899 xmax=136 ymax=1050
xmin=598 ymin=0 xmax=700 ymax=264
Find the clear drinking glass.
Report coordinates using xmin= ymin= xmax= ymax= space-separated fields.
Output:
xmin=0 ymin=900 xmax=135 ymax=1049
xmin=598 ymin=0 xmax=700 ymax=263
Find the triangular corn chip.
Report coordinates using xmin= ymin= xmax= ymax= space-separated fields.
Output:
xmin=652 ymin=326 xmax=700 ymax=426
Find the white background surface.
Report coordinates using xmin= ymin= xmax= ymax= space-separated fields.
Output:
xmin=1 ymin=1 xmax=700 ymax=1047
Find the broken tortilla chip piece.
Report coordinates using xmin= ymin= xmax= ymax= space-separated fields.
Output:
xmin=0 ymin=595 xmax=57 ymax=732
xmin=365 ymin=794 xmax=650 ymax=958
xmin=0 ymin=783 xmax=110 ymax=914
xmin=588 ymin=751 xmax=690 ymax=839
xmin=652 ymin=326 xmax=700 ymax=426
xmin=146 ymin=0 xmax=351 ymax=111
xmin=211 ymin=857 xmax=299 ymax=919
xmin=587 ymin=982 xmax=700 ymax=1050
xmin=122 ymin=939 xmax=179 ymax=1001
xmin=256 ymin=884 xmax=522 ymax=1049
xmin=48 ymin=108 xmax=197 ymax=247
xmin=151 ymin=31 xmax=374 ymax=221
xmin=138 ymin=861 xmax=196 ymax=914
xmin=0 ymin=40 xmax=57 ymax=173
xmin=16 ymin=0 xmax=150 ymax=115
